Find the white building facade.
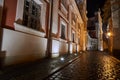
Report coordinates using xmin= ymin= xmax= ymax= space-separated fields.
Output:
xmin=0 ymin=0 xmax=86 ymax=66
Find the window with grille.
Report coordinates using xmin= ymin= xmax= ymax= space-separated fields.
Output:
xmin=23 ymin=0 xmax=41 ymax=31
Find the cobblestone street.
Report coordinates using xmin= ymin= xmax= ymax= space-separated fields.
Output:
xmin=46 ymin=51 xmax=120 ymax=80
xmin=0 ymin=51 xmax=120 ymax=80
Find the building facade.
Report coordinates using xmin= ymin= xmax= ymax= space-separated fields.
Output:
xmin=111 ymin=0 xmax=120 ymax=53
xmin=0 ymin=0 xmax=86 ymax=66
xmin=95 ymin=11 xmax=103 ymax=51
xmin=76 ymin=0 xmax=88 ymax=51
xmin=86 ymin=11 xmax=103 ymax=51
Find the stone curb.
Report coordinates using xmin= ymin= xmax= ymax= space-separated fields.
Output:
xmin=43 ymin=54 xmax=80 ymax=80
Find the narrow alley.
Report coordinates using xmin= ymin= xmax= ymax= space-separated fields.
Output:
xmin=0 ymin=0 xmax=120 ymax=80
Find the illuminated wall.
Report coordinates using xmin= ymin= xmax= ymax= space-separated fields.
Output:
xmin=1 ymin=28 xmax=47 ymax=66
xmin=0 ymin=0 xmax=85 ymax=66
xmin=51 ymin=0 xmax=84 ymax=57
xmin=111 ymin=0 xmax=120 ymax=51
xmin=0 ymin=0 xmax=49 ymax=66
xmin=96 ymin=11 xmax=103 ymax=51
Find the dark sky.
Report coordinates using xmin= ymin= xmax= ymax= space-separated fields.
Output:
xmin=87 ymin=0 xmax=106 ymax=18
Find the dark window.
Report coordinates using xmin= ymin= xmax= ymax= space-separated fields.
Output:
xmin=61 ymin=24 xmax=66 ymax=39
xmin=78 ymin=23 xmax=81 ymax=32
xmin=72 ymin=33 xmax=75 ymax=42
xmin=32 ymin=5 xmax=36 ymax=15
xmin=23 ymin=13 xmax=28 ymax=26
xmin=25 ymin=0 xmax=29 ymax=12
xmin=71 ymin=13 xmax=76 ymax=26
xmin=78 ymin=38 xmax=80 ymax=44
xmin=61 ymin=0 xmax=68 ymax=10
xmin=23 ymin=0 xmax=41 ymax=31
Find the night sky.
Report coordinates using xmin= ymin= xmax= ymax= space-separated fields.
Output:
xmin=87 ymin=0 xmax=106 ymax=18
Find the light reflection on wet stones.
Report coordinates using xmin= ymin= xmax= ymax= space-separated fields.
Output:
xmin=47 ymin=52 xmax=120 ymax=80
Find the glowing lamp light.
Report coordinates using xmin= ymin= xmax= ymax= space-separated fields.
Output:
xmin=107 ymin=32 xmax=111 ymax=37
xmin=60 ymin=57 xmax=65 ymax=61
xmin=74 ymin=53 xmax=77 ymax=56
xmin=100 ymin=48 xmax=103 ymax=51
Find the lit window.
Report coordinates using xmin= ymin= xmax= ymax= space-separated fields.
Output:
xmin=23 ymin=0 xmax=41 ymax=31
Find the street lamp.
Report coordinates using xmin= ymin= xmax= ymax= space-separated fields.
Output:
xmin=106 ymin=31 xmax=113 ymax=54
xmin=106 ymin=32 xmax=112 ymax=38
xmin=107 ymin=32 xmax=111 ymax=37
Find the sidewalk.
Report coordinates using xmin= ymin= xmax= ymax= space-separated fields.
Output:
xmin=0 ymin=52 xmax=82 ymax=80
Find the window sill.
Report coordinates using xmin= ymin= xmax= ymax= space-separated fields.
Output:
xmin=14 ymin=23 xmax=46 ymax=37
xmin=59 ymin=38 xmax=67 ymax=43
xmin=51 ymin=37 xmax=67 ymax=43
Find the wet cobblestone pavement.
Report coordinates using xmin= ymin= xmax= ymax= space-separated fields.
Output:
xmin=0 ymin=53 xmax=80 ymax=80
xmin=0 ymin=51 xmax=120 ymax=80
xmin=46 ymin=51 xmax=120 ymax=80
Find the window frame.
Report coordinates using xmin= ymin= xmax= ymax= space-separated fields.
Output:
xmin=60 ymin=18 xmax=67 ymax=40
xmin=14 ymin=0 xmax=47 ymax=37
xmin=23 ymin=0 xmax=41 ymax=31
xmin=71 ymin=12 xmax=77 ymax=26
xmin=72 ymin=30 xmax=75 ymax=42
xmin=59 ymin=0 xmax=68 ymax=18
xmin=0 ymin=0 xmax=4 ymax=26
xmin=61 ymin=0 xmax=68 ymax=10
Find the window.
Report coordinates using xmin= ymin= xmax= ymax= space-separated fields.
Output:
xmin=78 ymin=23 xmax=81 ymax=32
xmin=61 ymin=24 xmax=66 ymax=39
xmin=71 ymin=13 xmax=76 ymax=26
xmin=61 ymin=0 xmax=68 ymax=10
xmin=23 ymin=0 xmax=41 ymax=31
xmin=60 ymin=19 xmax=67 ymax=40
xmin=0 ymin=0 xmax=4 ymax=26
xmin=78 ymin=38 xmax=80 ymax=44
xmin=72 ymin=33 xmax=75 ymax=42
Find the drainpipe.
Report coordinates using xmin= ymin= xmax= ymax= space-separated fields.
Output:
xmin=46 ymin=0 xmax=53 ymax=58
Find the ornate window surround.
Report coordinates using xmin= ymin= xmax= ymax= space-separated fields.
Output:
xmin=23 ymin=0 xmax=41 ymax=31
xmin=14 ymin=0 xmax=47 ymax=37
xmin=71 ymin=12 xmax=77 ymax=26
xmin=59 ymin=0 xmax=68 ymax=18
